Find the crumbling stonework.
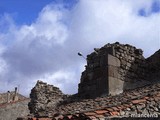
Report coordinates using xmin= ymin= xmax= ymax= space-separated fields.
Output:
xmin=78 ymin=42 xmax=160 ymax=98
xmin=19 ymin=83 xmax=160 ymax=120
xmin=28 ymin=80 xmax=66 ymax=117
xmin=26 ymin=42 xmax=160 ymax=119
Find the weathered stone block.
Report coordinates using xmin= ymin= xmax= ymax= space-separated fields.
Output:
xmin=108 ymin=54 xmax=120 ymax=67
xmin=108 ymin=77 xmax=124 ymax=96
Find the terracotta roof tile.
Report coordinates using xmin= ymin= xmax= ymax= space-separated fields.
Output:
xmin=109 ymin=111 xmax=119 ymax=116
xmin=105 ymin=108 xmax=113 ymax=112
xmin=131 ymin=99 xmax=146 ymax=104
xmin=123 ymin=104 xmax=131 ymax=108
xmin=143 ymin=96 xmax=149 ymax=100
xmin=84 ymin=112 xmax=96 ymax=116
xmin=95 ymin=110 xmax=108 ymax=115
xmin=117 ymin=105 xmax=126 ymax=110
xmin=23 ymin=83 xmax=160 ymax=120
xmin=111 ymin=107 xmax=119 ymax=111
xmin=94 ymin=114 xmax=105 ymax=118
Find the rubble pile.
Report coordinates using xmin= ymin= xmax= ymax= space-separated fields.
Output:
xmin=28 ymin=81 xmax=66 ymax=117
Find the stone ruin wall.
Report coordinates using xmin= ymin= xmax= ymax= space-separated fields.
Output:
xmin=113 ymin=44 xmax=160 ymax=88
xmin=28 ymin=80 xmax=67 ymax=117
xmin=78 ymin=42 xmax=160 ymax=98
xmin=28 ymin=42 xmax=160 ymax=118
xmin=108 ymin=42 xmax=150 ymax=94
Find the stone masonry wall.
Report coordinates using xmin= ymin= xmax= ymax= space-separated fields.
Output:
xmin=78 ymin=42 xmax=159 ymax=98
xmin=78 ymin=45 xmax=113 ymax=98
xmin=19 ymin=83 xmax=160 ymax=120
xmin=27 ymin=43 xmax=160 ymax=118
xmin=109 ymin=42 xmax=150 ymax=91
xmin=28 ymin=80 xmax=66 ymax=117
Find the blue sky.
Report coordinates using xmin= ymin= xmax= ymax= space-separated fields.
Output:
xmin=0 ymin=0 xmax=159 ymax=24
xmin=138 ymin=0 xmax=160 ymax=16
xmin=0 ymin=0 xmax=159 ymax=96
xmin=0 ymin=0 xmax=78 ymax=24
xmin=152 ymin=0 xmax=160 ymax=12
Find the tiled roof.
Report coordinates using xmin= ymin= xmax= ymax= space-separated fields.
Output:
xmin=54 ymin=83 xmax=160 ymax=115
xmin=19 ymin=83 xmax=160 ymax=120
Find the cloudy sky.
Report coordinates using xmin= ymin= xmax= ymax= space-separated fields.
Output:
xmin=0 ymin=0 xmax=159 ymax=96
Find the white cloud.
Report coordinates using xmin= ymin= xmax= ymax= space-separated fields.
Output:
xmin=0 ymin=0 xmax=159 ymax=96
xmin=69 ymin=0 xmax=160 ymax=56
xmin=41 ymin=70 xmax=78 ymax=94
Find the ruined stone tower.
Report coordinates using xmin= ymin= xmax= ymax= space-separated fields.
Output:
xmin=27 ymin=42 xmax=160 ymax=119
xmin=78 ymin=42 xmax=160 ymax=98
